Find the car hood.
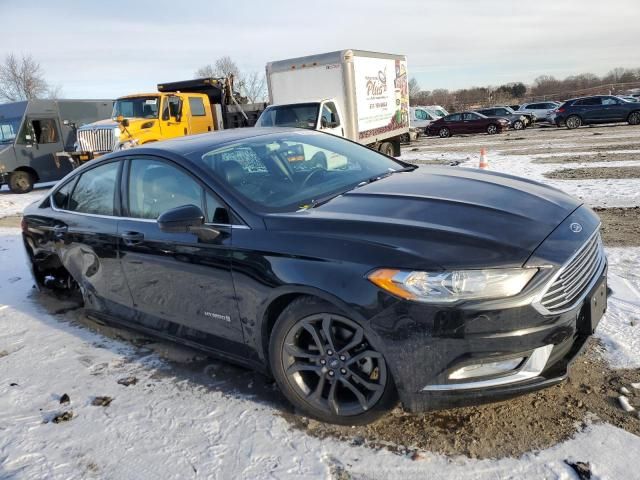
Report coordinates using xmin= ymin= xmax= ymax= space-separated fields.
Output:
xmin=264 ymin=167 xmax=582 ymax=270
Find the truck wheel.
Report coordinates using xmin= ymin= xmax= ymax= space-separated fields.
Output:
xmin=628 ymin=112 xmax=640 ymax=126
xmin=9 ymin=171 xmax=35 ymax=194
xmin=566 ymin=115 xmax=582 ymax=129
xmin=379 ymin=142 xmax=394 ymax=156
xmin=438 ymin=127 xmax=450 ymax=138
xmin=486 ymin=124 xmax=498 ymax=135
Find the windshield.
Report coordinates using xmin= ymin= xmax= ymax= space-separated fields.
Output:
xmin=0 ymin=116 xmax=22 ymax=144
xmin=255 ymin=104 xmax=320 ymax=129
xmin=188 ymin=131 xmax=407 ymax=213
xmin=112 ymin=96 xmax=159 ymax=119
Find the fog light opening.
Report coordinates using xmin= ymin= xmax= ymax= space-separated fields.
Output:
xmin=449 ymin=357 xmax=524 ymax=380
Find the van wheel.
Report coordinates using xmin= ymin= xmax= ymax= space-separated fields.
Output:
xmin=628 ymin=112 xmax=640 ymax=126
xmin=566 ymin=115 xmax=582 ymax=129
xmin=9 ymin=171 xmax=35 ymax=194
xmin=438 ymin=127 xmax=450 ymax=138
xmin=379 ymin=142 xmax=394 ymax=156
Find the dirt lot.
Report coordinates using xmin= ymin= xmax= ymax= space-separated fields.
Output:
xmin=545 ymin=166 xmax=640 ymax=180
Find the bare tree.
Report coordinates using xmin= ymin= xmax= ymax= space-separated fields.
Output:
xmin=408 ymin=78 xmax=421 ymax=99
xmin=241 ymin=71 xmax=267 ymax=103
xmin=195 ymin=56 xmax=241 ymax=79
xmin=0 ymin=54 xmax=50 ymax=102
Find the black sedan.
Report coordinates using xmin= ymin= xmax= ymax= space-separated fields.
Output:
xmin=426 ymin=112 xmax=510 ymax=137
xmin=22 ymin=128 xmax=607 ymax=425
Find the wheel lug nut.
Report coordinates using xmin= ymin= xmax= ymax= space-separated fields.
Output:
xmin=327 ymin=350 xmax=333 ymax=356
xmin=339 ymin=355 xmax=346 ymax=361
xmin=320 ymin=359 xmax=326 ymax=365
xmin=340 ymin=368 xmax=347 ymax=375
xmin=328 ymin=370 xmax=335 ymax=377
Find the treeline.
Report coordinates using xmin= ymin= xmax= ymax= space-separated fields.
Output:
xmin=411 ymin=67 xmax=640 ymax=111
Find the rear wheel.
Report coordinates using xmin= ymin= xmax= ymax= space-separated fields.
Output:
xmin=8 ymin=170 xmax=34 ymax=194
xmin=486 ymin=124 xmax=498 ymax=135
xmin=438 ymin=127 xmax=450 ymax=138
xmin=269 ymin=297 xmax=396 ymax=425
xmin=379 ymin=142 xmax=394 ymax=156
xmin=513 ymin=120 xmax=524 ymax=130
xmin=566 ymin=115 xmax=582 ymax=129
xmin=628 ymin=111 xmax=640 ymax=126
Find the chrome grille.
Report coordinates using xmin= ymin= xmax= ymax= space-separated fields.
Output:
xmin=540 ymin=232 xmax=605 ymax=312
xmin=77 ymin=127 xmax=116 ymax=153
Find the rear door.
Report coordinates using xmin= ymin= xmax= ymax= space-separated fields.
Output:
xmin=49 ymin=159 xmax=133 ymax=313
xmin=16 ymin=117 xmax=71 ymax=182
xmin=186 ymin=95 xmax=212 ymax=134
xmin=117 ymin=155 xmax=244 ymax=350
xmin=575 ymin=97 xmax=603 ymax=121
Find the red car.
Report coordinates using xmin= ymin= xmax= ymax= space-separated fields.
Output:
xmin=426 ymin=112 xmax=510 ymax=138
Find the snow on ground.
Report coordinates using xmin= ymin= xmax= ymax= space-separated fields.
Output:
xmin=1 ymin=226 xmax=640 ymax=479
xmin=0 ymin=187 xmax=48 ymax=218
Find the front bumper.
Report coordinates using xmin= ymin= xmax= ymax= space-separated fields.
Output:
xmin=368 ymin=206 xmax=605 ymax=412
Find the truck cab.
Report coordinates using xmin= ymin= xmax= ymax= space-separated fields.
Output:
xmin=255 ymin=99 xmax=345 ymax=137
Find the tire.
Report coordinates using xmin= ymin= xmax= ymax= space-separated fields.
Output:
xmin=513 ymin=120 xmax=524 ymax=130
xmin=8 ymin=170 xmax=35 ymax=194
xmin=379 ymin=142 xmax=394 ymax=156
xmin=438 ymin=127 xmax=450 ymax=138
xmin=269 ymin=296 xmax=397 ymax=425
xmin=628 ymin=111 xmax=640 ymax=126
xmin=566 ymin=115 xmax=582 ymax=129
xmin=486 ymin=124 xmax=498 ymax=135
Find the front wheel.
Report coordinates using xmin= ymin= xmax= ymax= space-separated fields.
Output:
xmin=269 ymin=297 xmax=396 ymax=425
xmin=487 ymin=124 xmax=498 ymax=134
xmin=8 ymin=170 xmax=34 ymax=194
xmin=628 ymin=111 xmax=640 ymax=126
xmin=438 ymin=127 xmax=450 ymax=138
xmin=513 ymin=120 xmax=524 ymax=130
xmin=566 ymin=115 xmax=582 ymax=129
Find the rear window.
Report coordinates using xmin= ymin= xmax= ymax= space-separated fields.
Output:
xmin=446 ymin=114 xmax=462 ymax=121
xmin=189 ymin=97 xmax=206 ymax=116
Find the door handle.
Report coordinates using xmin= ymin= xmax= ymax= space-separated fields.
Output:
xmin=120 ymin=231 xmax=144 ymax=246
xmin=53 ymin=225 xmax=68 ymax=238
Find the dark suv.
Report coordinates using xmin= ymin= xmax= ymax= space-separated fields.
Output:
xmin=553 ymin=95 xmax=640 ymax=129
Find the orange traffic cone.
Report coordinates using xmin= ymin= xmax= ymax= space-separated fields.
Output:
xmin=479 ymin=148 xmax=488 ymax=169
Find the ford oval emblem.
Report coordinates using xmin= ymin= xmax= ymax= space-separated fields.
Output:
xmin=570 ymin=222 xmax=583 ymax=233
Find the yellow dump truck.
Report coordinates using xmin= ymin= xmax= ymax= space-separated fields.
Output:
xmin=66 ymin=77 xmax=264 ymax=164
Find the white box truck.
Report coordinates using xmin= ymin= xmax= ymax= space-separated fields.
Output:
xmin=256 ymin=49 xmax=409 ymax=156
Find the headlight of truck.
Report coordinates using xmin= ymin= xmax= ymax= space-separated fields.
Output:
xmin=113 ymin=127 xmax=121 ymax=138
xmin=117 ymin=139 xmax=138 ymax=150
xmin=368 ymin=268 xmax=537 ymax=303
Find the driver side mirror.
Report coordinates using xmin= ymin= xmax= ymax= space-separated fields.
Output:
xmin=158 ymin=205 xmax=219 ymax=240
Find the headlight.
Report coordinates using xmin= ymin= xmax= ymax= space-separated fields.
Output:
xmin=368 ymin=268 xmax=537 ymax=303
xmin=117 ymin=139 xmax=138 ymax=150
xmin=113 ymin=127 xmax=121 ymax=138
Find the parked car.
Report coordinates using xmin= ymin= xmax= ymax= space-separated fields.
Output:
xmin=508 ymin=104 xmax=521 ymax=111
xmin=23 ymin=128 xmax=607 ymax=425
xmin=475 ymin=107 xmax=530 ymax=130
xmin=553 ymin=95 xmax=640 ymax=129
xmin=410 ymin=106 xmax=437 ymax=132
xmin=426 ymin=112 xmax=509 ymax=137
xmin=516 ymin=102 xmax=561 ymax=123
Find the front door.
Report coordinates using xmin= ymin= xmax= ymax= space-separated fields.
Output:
xmin=117 ymin=156 xmax=244 ymax=349
xmin=160 ymin=95 xmax=188 ymax=139
xmin=16 ymin=117 xmax=71 ymax=182
xmin=318 ymin=101 xmax=344 ymax=137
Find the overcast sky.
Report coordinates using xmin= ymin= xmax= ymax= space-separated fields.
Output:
xmin=1 ymin=0 xmax=638 ymax=99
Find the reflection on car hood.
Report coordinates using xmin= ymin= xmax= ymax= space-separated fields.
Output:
xmin=264 ymin=167 xmax=582 ymax=269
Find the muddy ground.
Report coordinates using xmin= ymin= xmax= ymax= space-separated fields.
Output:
xmin=595 ymin=207 xmax=640 ymax=247
xmin=533 ymin=152 xmax=640 ymax=164
xmin=545 ymin=166 xmax=640 ymax=180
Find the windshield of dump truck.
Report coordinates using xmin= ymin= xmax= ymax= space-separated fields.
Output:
xmin=255 ymin=103 xmax=320 ymax=129
xmin=112 ymin=96 xmax=160 ymax=119
xmin=0 ymin=117 xmax=22 ymax=144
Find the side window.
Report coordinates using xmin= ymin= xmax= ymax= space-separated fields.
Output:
xmin=463 ymin=113 xmax=478 ymax=121
xmin=415 ymin=109 xmax=427 ymax=120
xmin=128 ymin=159 xmax=203 ymax=220
xmin=424 ymin=111 xmax=434 ymax=120
xmin=17 ymin=118 xmax=59 ymax=144
xmin=447 ymin=114 xmax=462 ymax=122
xmin=206 ymin=192 xmax=230 ymax=224
xmin=321 ymin=102 xmax=340 ymax=128
xmin=52 ymin=178 xmax=77 ymax=210
xmin=496 ymin=109 xmax=508 ymax=115
xmin=189 ymin=97 xmax=206 ymax=116
xmin=602 ymin=97 xmax=618 ymax=106
xmin=162 ymin=96 xmax=182 ymax=120
xmin=68 ymin=162 xmax=120 ymax=215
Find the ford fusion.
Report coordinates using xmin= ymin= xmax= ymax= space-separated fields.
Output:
xmin=22 ymin=128 xmax=607 ymax=425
